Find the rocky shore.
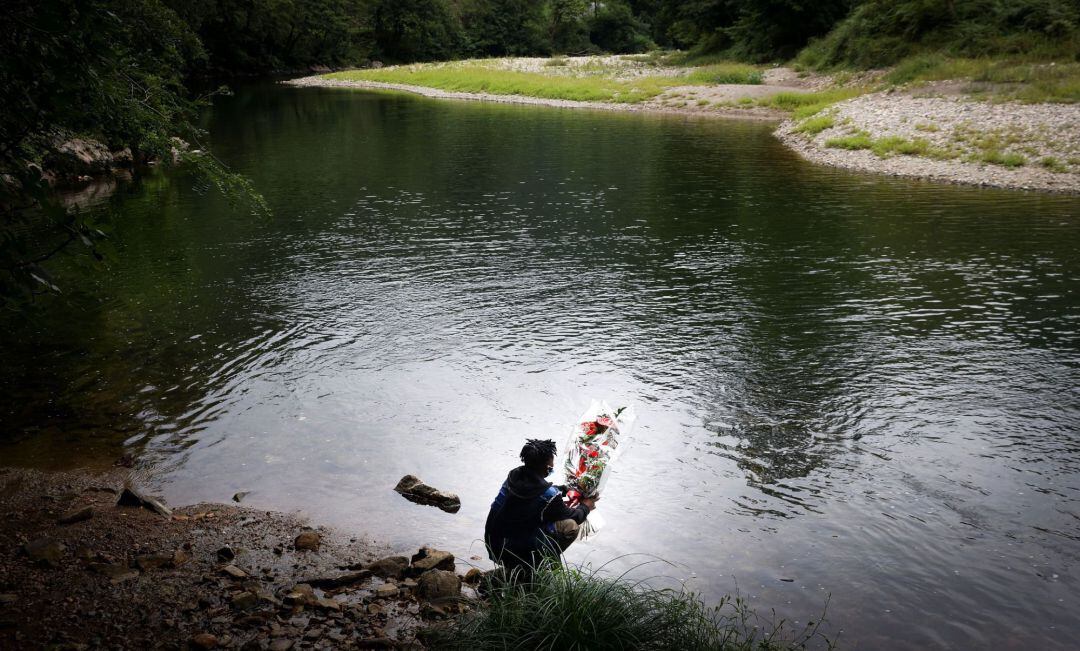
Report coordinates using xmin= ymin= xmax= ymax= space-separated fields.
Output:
xmin=0 ymin=467 xmax=482 ymax=650
xmin=777 ymin=91 xmax=1080 ymax=194
xmin=286 ymin=73 xmax=1080 ymax=195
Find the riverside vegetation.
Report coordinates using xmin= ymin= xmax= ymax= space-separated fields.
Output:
xmin=0 ymin=467 xmax=832 ymax=650
xmin=5 ymin=0 xmax=1079 ymax=299
xmin=2 ymin=0 xmax=1079 ymax=648
xmin=296 ymin=48 xmax=1079 ymax=192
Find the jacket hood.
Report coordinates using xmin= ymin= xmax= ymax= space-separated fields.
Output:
xmin=505 ymin=465 xmax=551 ymax=500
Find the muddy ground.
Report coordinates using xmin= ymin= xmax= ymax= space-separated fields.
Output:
xmin=0 ymin=467 xmax=479 ymax=650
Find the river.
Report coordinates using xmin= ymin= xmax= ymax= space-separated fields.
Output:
xmin=2 ymin=83 xmax=1078 ymax=649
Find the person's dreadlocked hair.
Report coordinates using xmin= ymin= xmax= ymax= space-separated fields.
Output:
xmin=520 ymin=439 xmax=557 ymax=469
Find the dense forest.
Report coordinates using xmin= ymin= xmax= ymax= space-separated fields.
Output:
xmin=164 ymin=0 xmax=1080 ymax=69
xmin=2 ymin=0 xmax=1078 ymax=303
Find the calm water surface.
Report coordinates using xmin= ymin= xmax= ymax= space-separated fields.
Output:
xmin=2 ymin=85 xmax=1079 ymax=649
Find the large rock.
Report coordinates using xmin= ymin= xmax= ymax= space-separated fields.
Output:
xmin=302 ymin=570 xmax=371 ymax=589
xmin=283 ymin=584 xmax=316 ymax=607
xmin=463 ymin=568 xmax=483 ymax=584
xmin=89 ymin=563 xmax=139 ymax=583
xmin=23 ymin=538 xmax=64 ymax=567
xmin=415 ymin=570 xmax=461 ymax=600
xmin=294 ymin=531 xmax=320 ymax=552
xmin=116 ymin=485 xmax=172 ymax=518
xmin=365 ymin=556 xmax=408 ymax=579
xmin=134 ymin=552 xmax=175 ymax=571
xmin=232 ymin=591 xmax=259 ymax=610
xmin=48 ymin=137 xmax=114 ymax=175
xmin=408 ymin=547 xmax=455 ymax=576
xmin=393 ymin=475 xmax=460 ymax=513
xmin=374 ymin=583 xmax=398 ymax=599
xmin=57 ymin=506 xmax=93 ymax=525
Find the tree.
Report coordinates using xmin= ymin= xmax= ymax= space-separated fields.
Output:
xmin=547 ymin=0 xmax=591 ymax=53
xmin=589 ymin=1 xmax=653 ymax=53
xmin=370 ymin=0 xmax=464 ymax=62
xmin=166 ymin=0 xmax=374 ymax=74
xmin=461 ymin=0 xmax=548 ymax=57
xmin=1 ymin=0 xmax=261 ymax=306
xmin=727 ymin=0 xmax=857 ymax=61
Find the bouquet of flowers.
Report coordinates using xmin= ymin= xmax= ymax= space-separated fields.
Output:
xmin=561 ymin=400 xmax=636 ymax=539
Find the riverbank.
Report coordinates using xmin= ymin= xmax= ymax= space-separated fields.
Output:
xmin=0 ymin=466 xmax=473 ymax=649
xmin=778 ymin=89 xmax=1080 ymax=194
xmin=1 ymin=466 xmax=833 ymax=650
xmin=284 ymin=75 xmax=787 ymax=121
xmin=285 ymin=55 xmax=1080 ymax=195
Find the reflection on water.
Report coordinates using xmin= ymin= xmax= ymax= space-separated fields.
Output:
xmin=2 ymin=85 xmax=1079 ymax=650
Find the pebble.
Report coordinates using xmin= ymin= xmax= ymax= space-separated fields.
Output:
xmin=23 ymin=538 xmax=64 ymax=567
xmin=57 ymin=506 xmax=94 ymax=525
xmin=231 ymin=591 xmax=258 ymax=610
xmin=294 ymin=531 xmax=321 ymax=552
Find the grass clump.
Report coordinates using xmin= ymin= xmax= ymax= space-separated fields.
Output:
xmin=1040 ymin=156 xmax=1069 ymax=172
xmin=685 ymin=62 xmax=764 ymax=85
xmin=431 ymin=563 xmax=831 ymax=651
xmin=978 ymin=150 xmax=1027 ymax=167
xmin=794 ymin=114 xmax=836 ymax=136
xmin=326 ymin=66 xmax=677 ymax=103
xmin=760 ymin=87 xmax=866 ymax=119
xmin=544 ymin=56 xmax=569 ymax=67
xmin=871 ymin=136 xmax=931 ymax=157
xmin=825 ymin=132 xmax=961 ymax=159
xmin=825 ymin=134 xmax=873 ymax=150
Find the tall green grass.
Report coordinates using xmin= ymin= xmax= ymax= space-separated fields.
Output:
xmin=795 ymin=0 xmax=1080 ymax=70
xmin=685 ymin=63 xmax=764 ymax=85
xmin=759 ymin=87 xmax=866 ymax=119
xmin=429 ymin=563 xmax=832 ymax=651
xmin=325 ymin=66 xmax=678 ymax=103
xmin=885 ymin=55 xmax=1080 ymax=102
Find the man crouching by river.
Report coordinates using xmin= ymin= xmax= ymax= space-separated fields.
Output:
xmin=485 ymin=439 xmax=596 ymax=576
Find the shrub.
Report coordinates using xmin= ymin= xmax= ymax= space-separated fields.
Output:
xmin=796 ymin=0 xmax=1080 ymax=70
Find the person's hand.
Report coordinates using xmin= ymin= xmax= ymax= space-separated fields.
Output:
xmin=581 ymin=495 xmax=599 ymax=510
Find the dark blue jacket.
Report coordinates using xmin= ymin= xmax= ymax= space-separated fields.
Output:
xmin=484 ymin=465 xmax=590 ymax=565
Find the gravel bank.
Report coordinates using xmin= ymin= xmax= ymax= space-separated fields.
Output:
xmin=0 ymin=467 xmax=480 ymax=649
xmin=287 ymin=72 xmax=1078 ymax=194
xmin=777 ymin=92 xmax=1080 ymax=194
xmin=283 ymin=75 xmax=785 ymax=120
